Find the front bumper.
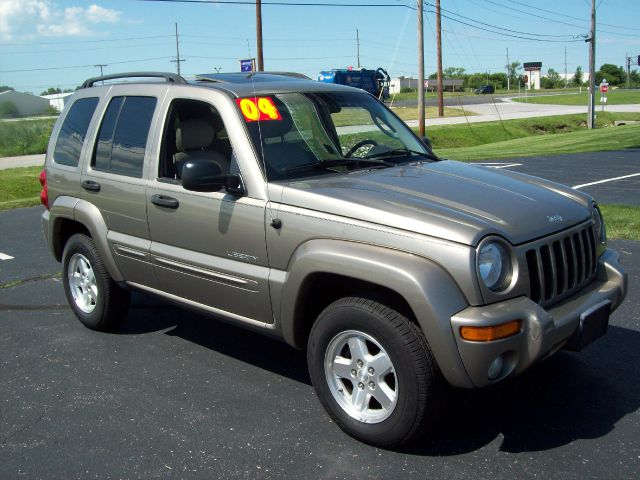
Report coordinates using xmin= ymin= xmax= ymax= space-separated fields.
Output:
xmin=451 ymin=248 xmax=627 ymax=387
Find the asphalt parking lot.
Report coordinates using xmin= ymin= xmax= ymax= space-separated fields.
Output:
xmin=1 ymin=153 xmax=639 ymax=479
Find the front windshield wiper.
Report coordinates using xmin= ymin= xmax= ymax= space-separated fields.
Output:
xmin=366 ymin=148 xmax=439 ymax=162
xmin=281 ymin=157 xmax=394 ymax=173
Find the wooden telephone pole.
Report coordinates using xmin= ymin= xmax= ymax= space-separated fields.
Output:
xmin=587 ymin=0 xmax=596 ymax=129
xmin=418 ymin=0 xmax=425 ymax=136
xmin=435 ymin=0 xmax=444 ymax=117
xmin=256 ymin=0 xmax=264 ymax=71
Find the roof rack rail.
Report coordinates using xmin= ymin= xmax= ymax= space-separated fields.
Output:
xmin=80 ymin=72 xmax=186 ymax=89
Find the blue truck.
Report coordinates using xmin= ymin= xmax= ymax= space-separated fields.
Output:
xmin=318 ymin=68 xmax=390 ymax=100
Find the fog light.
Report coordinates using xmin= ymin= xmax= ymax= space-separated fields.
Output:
xmin=488 ymin=355 xmax=504 ymax=380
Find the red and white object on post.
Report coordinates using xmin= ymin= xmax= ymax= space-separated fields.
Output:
xmin=599 ymin=79 xmax=609 ymax=103
xmin=599 ymin=83 xmax=609 ymax=94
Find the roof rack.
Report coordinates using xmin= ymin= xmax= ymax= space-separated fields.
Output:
xmin=195 ymin=71 xmax=311 ymax=83
xmin=80 ymin=72 xmax=186 ymax=89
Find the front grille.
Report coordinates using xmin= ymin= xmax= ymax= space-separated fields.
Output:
xmin=525 ymin=225 xmax=597 ymax=307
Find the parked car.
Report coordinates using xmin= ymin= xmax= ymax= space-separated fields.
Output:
xmin=475 ymin=85 xmax=495 ymax=94
xmin=40 ymin=71 xmax=627 ymax=448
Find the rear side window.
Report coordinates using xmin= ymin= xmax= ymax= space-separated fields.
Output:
xmin=92 ymin=96 xmax=157 ymax=177
xmin=53 ymin=97 xmax=99 ymax=167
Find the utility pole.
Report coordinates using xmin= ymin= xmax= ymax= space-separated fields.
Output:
xmin=356 ymin=29 xmax=361 ymax=69
xmin=506 ymin=48 xmax=510 ymax=91
xmin=171 ymin=23 xmax=185 ymax=76
xmin=587 ymin=0 xmax=596 ymax=129
xmin=94 ymin=64 xmax=107 ymax=77
xmin=435 ymin=0 xmax=444 ymax=117
xmin=627 ymin=54 xmax=631 ymax=88
xmin=417 ymin=0 xmax=425 ymax=137
xmin=256 ymin=0 xmax=264 ymax=71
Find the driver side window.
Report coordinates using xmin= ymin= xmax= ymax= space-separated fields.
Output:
xmin=159 ymin=99 xmax=238 ymax=182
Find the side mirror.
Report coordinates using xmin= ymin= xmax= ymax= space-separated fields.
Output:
xmin=422 ymin=136 xmax=433 ymax=150
xmin=181 ymin=161 xmax=245 ymax=195
xmin=181 ymin=161 xmax=224 ymax=192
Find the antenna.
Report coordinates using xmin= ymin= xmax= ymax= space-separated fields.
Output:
xmin=245 ymin=39 xmax=279 ymax=229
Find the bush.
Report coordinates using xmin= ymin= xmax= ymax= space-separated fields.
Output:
xmin=0 ymin=101 xmax=19 ymax=119
xmin=400 ymin=87 xmax=416 ymax=93
xmin=0 ymin=119 xmax=55 ymax=156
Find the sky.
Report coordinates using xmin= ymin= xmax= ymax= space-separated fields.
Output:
xmin=0 ymin=0 xmax=638 ymax=93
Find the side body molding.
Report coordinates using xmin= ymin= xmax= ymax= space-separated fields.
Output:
xmin=276 ymin=239 xmax=474 ymax=388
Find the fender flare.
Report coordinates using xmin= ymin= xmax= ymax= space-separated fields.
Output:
xmin=278 ymin=239 xmax=473 ymax=388
xmin=49 ymin=197 xmax=125 ymax=282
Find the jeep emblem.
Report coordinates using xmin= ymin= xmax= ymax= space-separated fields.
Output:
xmin=547 ymin=214 xmax=563 ymax=223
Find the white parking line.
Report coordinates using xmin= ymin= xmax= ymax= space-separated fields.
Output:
xmin=573 ymin=173 xmax=640 ymax=189
xmin=0 ymin=252 xmax=14 ymax=260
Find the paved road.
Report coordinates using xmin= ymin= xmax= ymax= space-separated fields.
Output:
xmin=1 ymin=204 xmax=639 ymax=479
xmin=473 ymin=149 xmax=640 ymax=207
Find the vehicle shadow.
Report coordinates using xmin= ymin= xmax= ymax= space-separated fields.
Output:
xmin=116 ymin=292 xmax=311 ymax=385
xmin=116 ymin=293 xmax=639 ymax=455
xmin=403 ymin=324 xmax=640 ymax=456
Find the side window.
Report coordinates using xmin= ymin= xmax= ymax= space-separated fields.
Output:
xmin=92 ymin=96 xmax=157 ymax=178
xmin=53 ymin=97 xmax=99 ymax=167
xmin=158 ymin=99 xmax=234 ymax=181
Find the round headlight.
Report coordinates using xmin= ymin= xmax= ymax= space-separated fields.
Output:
xmin=592 ymin=204 xmax=606 ymax=244
xmin=478 ymin=241 xmax=512 ymax=292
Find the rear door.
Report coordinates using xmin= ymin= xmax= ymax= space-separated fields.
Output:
xmin=80 ymin=84 xmax=167 ymax=287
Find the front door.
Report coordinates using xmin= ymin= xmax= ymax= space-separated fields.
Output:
xmin=145 ymin=95 xmax=272 ymax=324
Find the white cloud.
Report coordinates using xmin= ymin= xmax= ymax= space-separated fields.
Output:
xmin=0 ymin=0 xmax=121 ymax=40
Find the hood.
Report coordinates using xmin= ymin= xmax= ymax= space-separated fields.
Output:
xmin=276 ymin=160 xmax=592 ymax=246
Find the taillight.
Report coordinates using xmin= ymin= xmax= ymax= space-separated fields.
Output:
xmin=39 ymin=169 xmax=49 ymax=210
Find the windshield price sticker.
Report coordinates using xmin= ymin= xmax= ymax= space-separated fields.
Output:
xmin=236 ymin=97 xmax=282 ymax=122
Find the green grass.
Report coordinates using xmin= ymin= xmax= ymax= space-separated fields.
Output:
xmin=390 ymin=106 xmax=471 ymax=121
xmin=600 ymin=205 xmax=640 ymax=241
xmin=0 ymin=166 xmax=42 ymax=211
xmin=511 ymin=89 xmax=640 ymax=106
xmin=435 ymin=123 xmax=640 ymax=161
xmin=0 ymin=118 xmax=55 ymax=157
xmin=425 ymin=112 xmax=640 ymax=152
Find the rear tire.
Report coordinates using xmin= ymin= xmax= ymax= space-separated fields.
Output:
xmin=307 ymin=297 xmax=444 ymax=448
xmin=62 ymin=233 xmax=130 ymax=331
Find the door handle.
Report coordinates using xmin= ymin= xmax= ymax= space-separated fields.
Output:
xmin=151 ymin=194 xmax=179 ymax=209
xmin=81 ymin=180 xmax=101 ymax=192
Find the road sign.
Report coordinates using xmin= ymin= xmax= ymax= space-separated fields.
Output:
xmin=240 ymin=58 xmax=255 ymax=72
xmin=600 ymin=84 xmax=609 ymax=93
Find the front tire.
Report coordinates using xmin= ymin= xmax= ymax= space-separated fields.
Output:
xmin=307 ymin=297 xmax=444 ymax=448
xmin=62 ymin=233 xmax=130 ymax=331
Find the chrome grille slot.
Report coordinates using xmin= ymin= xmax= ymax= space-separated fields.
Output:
xmin=524 ymin=225 xmax=598 ymax=307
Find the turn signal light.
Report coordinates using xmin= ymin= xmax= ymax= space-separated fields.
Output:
xmin=460 ymin=320 xmax=522 ymax=342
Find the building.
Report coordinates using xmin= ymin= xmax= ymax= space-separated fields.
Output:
xmin=42 ymin=92 xmax=74 ymax=112
xmin=0 ymin=90 xmax=51 ymax=117
xmin=389 ymin=76 xmax=464 ymax=94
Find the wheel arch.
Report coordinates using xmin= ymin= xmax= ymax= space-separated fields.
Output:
xmin=277 ymin=239 xmax=474 ymax=388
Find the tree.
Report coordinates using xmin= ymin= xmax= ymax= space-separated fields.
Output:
xmin=572 ymin=66 xmax=584 ymax=86
xmin=0 ymin=86 xmax=14 ymax=93
xmin=506 ymin=61 xmax=521 ymax=86
xmin=443 ymin=67 xmax=465 ymax=79
xmin=40 ymin=87 xmax=73 ymax=96
xmin=542 ymin=68 xmax=562 ymax=89
xmin=596 ymin=64 xmax=625 ymax=86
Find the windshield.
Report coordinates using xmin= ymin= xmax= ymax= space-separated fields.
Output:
xmin=239 ymin=91 xmax=435 ymax=181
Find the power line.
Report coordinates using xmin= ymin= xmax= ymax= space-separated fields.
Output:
xmin=0 ymin=57 xmax=170 ymax=74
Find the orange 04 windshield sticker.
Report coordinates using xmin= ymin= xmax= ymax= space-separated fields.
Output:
xmin=235 ymin=97 xmax=282 ymax=122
